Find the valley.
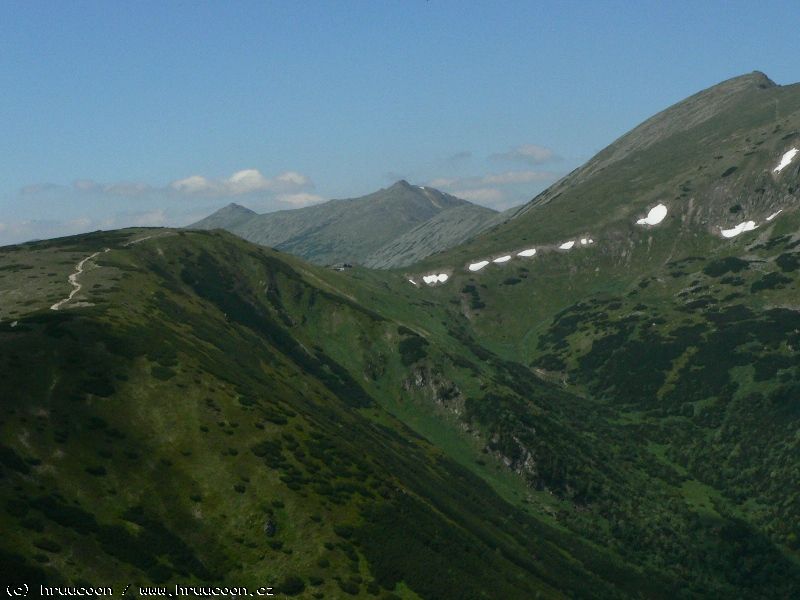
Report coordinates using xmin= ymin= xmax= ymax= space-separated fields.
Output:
xmin=2 ymin=71 xmax=800 ymax=598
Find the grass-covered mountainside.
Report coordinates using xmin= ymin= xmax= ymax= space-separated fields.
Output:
xmin=190 ymin=181 xmax=499 ymax=268
xmin=428 ymin=71 xmax=799 ymax=272
xmin=0 ymin=229 xmax=684 ymax=599
xmin=3 ymin=71 xmax=800 ymax=598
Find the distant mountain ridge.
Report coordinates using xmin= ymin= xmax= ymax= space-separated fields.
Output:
xmin=189 ymin=180 xmax=499 ymax=268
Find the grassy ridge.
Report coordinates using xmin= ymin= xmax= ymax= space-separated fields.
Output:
xmin=2 ymin=229 xmax=676 ymax=598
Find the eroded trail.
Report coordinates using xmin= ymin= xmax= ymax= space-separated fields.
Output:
xmin=50 ymin=248 xmax=110 ymax=311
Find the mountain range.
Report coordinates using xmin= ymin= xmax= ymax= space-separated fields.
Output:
xmin=190 ymin=181 xmax=502 ymax=268
xmin=2 ymin=71 xmax=800 ymax=598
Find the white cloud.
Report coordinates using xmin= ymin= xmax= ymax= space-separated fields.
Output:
xmin=275 ymin=171 xmax=310 ymax=187
xmin=130 ymin=209 xmax=168 ymax=227
xmin=170 ymin=175 xmax=217 ymax=194
xmin=427 ymin=170 xmax=557 ymax=191
xmin=426 ymin=168 xmax=560 ymax=210
xmin=20 ymin=183 xmax=62 ymax=196
xmin=446 ymin=151 xmax=472 ymax=163
xmin=491 ymin=144 xmax=559 ymax=165
xmin=66 ymin=217 xmax=93 ymax=228
xmin=73 ymin=179 xmax=99 ymax=192
xmin=453 ymin=188 xmax=504 ymax=204
xmin=169 ymin=168 xmax=313 ymax=197
xmin=0 ymin=208 xmax=189 ymax=246
xmin=277 ymin=192 xmax=324 ymax=206
xmin=68 ymin=179 xmax=152 ymax=196
xmin=103 ymin=182 xmax=152 ymax=196
xmin=428 ymin=177 xmax=460 ymax=188
xmin=21 ymin=168 xmax=315 ymax=201
xmin=481 ymin=170 xmax=557 ymax=185
xmin=0 ymin=218 xmax=98 ymax=246
xmin=226 ymin=169 xmax=271 ymax=194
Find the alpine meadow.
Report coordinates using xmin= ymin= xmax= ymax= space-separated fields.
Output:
xmin=1 ymin=5 xmax=800 ymax=599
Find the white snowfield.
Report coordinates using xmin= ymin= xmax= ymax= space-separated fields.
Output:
xmin=408 ymin=278 xmax=417 ymax=285
xmin=774 ymin=148 xmax=798 ymax=173
xmin=468 ymin=260 xmax=489 ymax=272
xmin=721 ymin=221 xmax=757 ymax=238
xmin=636 ymin=203 xmax=668 ymax=226
xmin=420 ymin=237 xmax=597 ymax=286
xmin=422 ymin=273 xmax=449 ymax=285
xmin=407 ymin=150 xmax=795 ymax=289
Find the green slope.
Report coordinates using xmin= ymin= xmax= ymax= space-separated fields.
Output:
xmin=418 ymin=72 xmax=800 ymax=275
xmin=3 ymin=71 xmax=800 ymax=598
xmin=1 ymin=229 xmax=681 ymax=599
xmin=370 ymin=71 xmax=800 ymax=595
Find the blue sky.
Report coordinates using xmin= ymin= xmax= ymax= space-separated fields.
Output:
xmin=1 ymin=1 xmax=798 ymax=245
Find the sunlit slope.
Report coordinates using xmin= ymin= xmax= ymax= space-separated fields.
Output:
xmin=361 ymin=72 xmax=800 ymax=597
xmin=1 ymin=229 xmax=681 ymax=599
xmin=363 ymin=204 xmax=504 ymax=268
xmin=237 ymin=218 xmax=800 ymax=598
xmin=421 ymin=72 xmax=800 ymax=273
xmin=316 ymin=222 xmax=800 ymax=597
xmin=402 ymin=73 xmax=800 ymax=355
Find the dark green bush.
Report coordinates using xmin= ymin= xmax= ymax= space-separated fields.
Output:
xmin=278 ymin=575 xmax=305 ymax=596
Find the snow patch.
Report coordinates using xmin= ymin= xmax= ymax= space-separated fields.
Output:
xmin=766 ymin=210 xmax=783 ymax=221
xmin=468 ymin=260 xmax=489 ymax=272
xmin=493 ymin=255 xmax=512 ymax=263
xmin=721 ymin=221 xmax=758 ymax=238
xmin=423 ymin=273 xmax=448 ymax=285
xmin=517 ymin=248 xmax=536 ymax=257
xmin=636 ymin=203 xmax=668 ymax=226
xmin=559 ymin=241 xmax=575 ymax=250
xmin=408 ymin=278 xmax=417 ymax=285
xmin=774 ymin=148 xmax=798 ymax=173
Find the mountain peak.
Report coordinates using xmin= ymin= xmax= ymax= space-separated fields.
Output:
xmin=222 ymin=202 xmax=255 ymax=213
xmin=708 ymin=70 xmax=777 ymax=94
xmin=189 ymin=180 xmax=496 ymax=267
xmin=735 ymin=70 xmax=776 ymax=88
xmin=189 ymin=202 xmax=256 ymax=230
xmin=546 ymin=70 xmax=785 ymax=190
xmin=390 ymin=179 xmax=414 ymax=190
